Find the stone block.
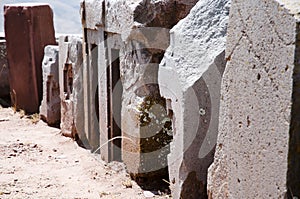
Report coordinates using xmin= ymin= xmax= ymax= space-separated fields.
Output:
xmin=39 ymin=45 xmax=60 ymax=126
xmin=81 ymin=0 xmax=104 ymax=30
xmin=0 ymin=39 xmax=9 ymax=99
xmin=80 ymin=0 xmax=199 ymax=180
xmin=59 ymin=35 xmax=89 ymax=147
xmin=207 ymin=0 xmax=300 ymax=198
xmin=4 ymin=3 xmax=56 ymax=113
xmin=105 ymin=0 xmax=199 ymax=41
xmin=158 ymin=0 xmax=230 ymax=198
xmin=109 ymin=0 xmax=198 ymax=179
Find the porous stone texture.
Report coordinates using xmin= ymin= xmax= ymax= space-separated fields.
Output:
xmin=4 ymin=4 xmax=56 ymax=113
xmin=59 ymin=35 xmax=89 ymax=148
xmin=207 ymin=0 xmax=300 ymax=198
xmin=80 ymin=0 xmax=199 ymax=174
xmin=0 ymin=39 xmax=9 ymax=99
xmin=106 ymin=0 xmax=199 ymax=179
xmin=158 ymin=0 xmax=230 ymax=198
xmin=39 ymin=45 xmax=60 ymax=126
xmin=105 ymin=0 xmax=199 ymax=40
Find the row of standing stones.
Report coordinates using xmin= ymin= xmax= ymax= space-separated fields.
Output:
xmin=1 ymin=0 xmax=299 ymax=198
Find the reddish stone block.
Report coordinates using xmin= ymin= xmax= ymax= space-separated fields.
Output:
xmin=4 ymin=3 xmax=56 ymax=113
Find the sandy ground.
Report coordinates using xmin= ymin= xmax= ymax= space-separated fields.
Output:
xmin=0 ymin=107 xmax=171 ymax=199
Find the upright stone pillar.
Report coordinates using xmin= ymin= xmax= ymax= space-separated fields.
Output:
xmin=80 ymin=0 xmax=104 ymax=152
xmin=4 ymin=3 xmax=56 ymax=113
xmin=158 ymin=0 xmax=230 ymax=198
xmin=59 ymin=35 xmax=88 ymax=147
xmin=39 ymin=45 xmax=60 ymax=126
xmin=208 ymin=0 xmax=300 ymax=198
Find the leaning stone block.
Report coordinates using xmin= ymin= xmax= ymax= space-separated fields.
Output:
xmin=208 ymin=0 xmax=300 ymax=198
xmin=158 ymin=0 xmax=230 ymax=198
xmin=59 ymin=35 xmax=89 ymax=147
xmin=39 ymin=45 xmax=60 ymax=126
xmin=4 ymin=3 xmax=56 ymax=113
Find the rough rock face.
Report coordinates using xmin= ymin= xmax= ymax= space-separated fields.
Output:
xmin=109 ymin=0 xmax=199 ymax=179
xmin=4 ymin=3 xmax=56 ymax=113
xmin=0 ymin=39 xmax=9 ymax=99
xmin=105 ymin=0 xmax=199 ymax=41
xmin=80 ymin=0 xmax=199 ymax=177
xmin=59 ymin=35 xmax=89 ymax=148
xmin=158 ymin=0 xmax=230 ymax=198
xmin=39 ymin=45 xmax=60 ymax=126
xmin=207 ymin=0 xmax=300 ymax=198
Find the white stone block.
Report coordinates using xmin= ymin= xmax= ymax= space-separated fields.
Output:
xmin=40 ymin=45 xmax=60 ymax=126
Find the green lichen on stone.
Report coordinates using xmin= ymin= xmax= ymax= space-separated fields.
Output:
xmin=137 ymin=95 xmax=173 ymax=153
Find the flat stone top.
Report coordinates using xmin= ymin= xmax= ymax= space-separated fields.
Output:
xmin=4 ymin=3 xmax=50 ymax=7
xmin=276 ymin=0 xmax=300 ymax=20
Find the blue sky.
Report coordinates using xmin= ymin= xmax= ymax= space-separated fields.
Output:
xmin=0 ymin=0 xmax=82 ymax=34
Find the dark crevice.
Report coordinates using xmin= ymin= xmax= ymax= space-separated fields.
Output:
xmin=286 ymin=22 xmax=300 ymax=199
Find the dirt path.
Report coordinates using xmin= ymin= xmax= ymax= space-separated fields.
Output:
xmin=0 ymin=107 xmax=170 ymax=199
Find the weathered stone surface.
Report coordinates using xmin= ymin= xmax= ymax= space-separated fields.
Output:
xmin=111 ymin=0 xmax=199 ymax=179
xmin=59 ymin=35 xmax=89 ymax=147
xmin=105 ymin=0 xmax=199 ymax=41
xmin=207 ymin=0 xmax=300 ymax=198
xmin=158 ymin=0 xmax=230 ymax=198
xmin=39 ymin=45 xmax=60 ymax=126
xmin=4 ymin=3 xmax=56 ymax=113
xmin=0 ymin=39 xmax=9 ymax=99
xmin=80 ymin=0 xmax=199 ymax=170
xmin=82 ymin=0 xmax=104 ymax=29
xmin=81 ymin=4 xmax=102 ymax=152
xmin=82 ymin=32 xmax=101 ymax=152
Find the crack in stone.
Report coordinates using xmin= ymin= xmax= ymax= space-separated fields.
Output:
xmin=265 ymin=3 xmax=295 ymax=46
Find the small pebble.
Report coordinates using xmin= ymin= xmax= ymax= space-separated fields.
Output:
xmin=144 ymin=191 xmax=155 ymax=198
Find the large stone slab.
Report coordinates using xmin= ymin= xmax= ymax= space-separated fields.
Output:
xmin=158 ymin=0 xmax=230 ymax=198
xmin=0 ymin=39 xmax=9 ymax=99
xmin=109 ymin=0 xmax=199 ymax=180
xmin=81 ymin=2 xmax=103 ymax=152
xmin=4 ymin=3 xmax=56 ymax=113
xmin=59 ymin=35 xmax=89 ymax=148
xmin=80 ymin=0 xmax=199 ymax=170
xmin=39 ymin=45 xmax=60 ymax=126
xmin=207 ymin=0 xmax=300 ymax=198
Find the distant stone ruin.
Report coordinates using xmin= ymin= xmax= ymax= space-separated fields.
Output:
xmin=1 ymin=0 xmax=299 ymax=198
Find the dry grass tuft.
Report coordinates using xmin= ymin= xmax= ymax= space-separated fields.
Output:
xmin=27 ymin=113 xmax=40 ymax=124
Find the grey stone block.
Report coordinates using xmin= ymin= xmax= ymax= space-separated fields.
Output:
xmin=207 ymin=0 xmax=300 ymax=198
xmin=39 ymin=45 xmax=60 ymax=126
xmin=59 ymin=35 xmax=89 ymax=147
xmin=80 ymin=0 xmax=199 ymax=170
xmin=112 ymin=0 xmax=199 ymax=179
xmin=158 ymin=0 xmax=230 ymax=198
